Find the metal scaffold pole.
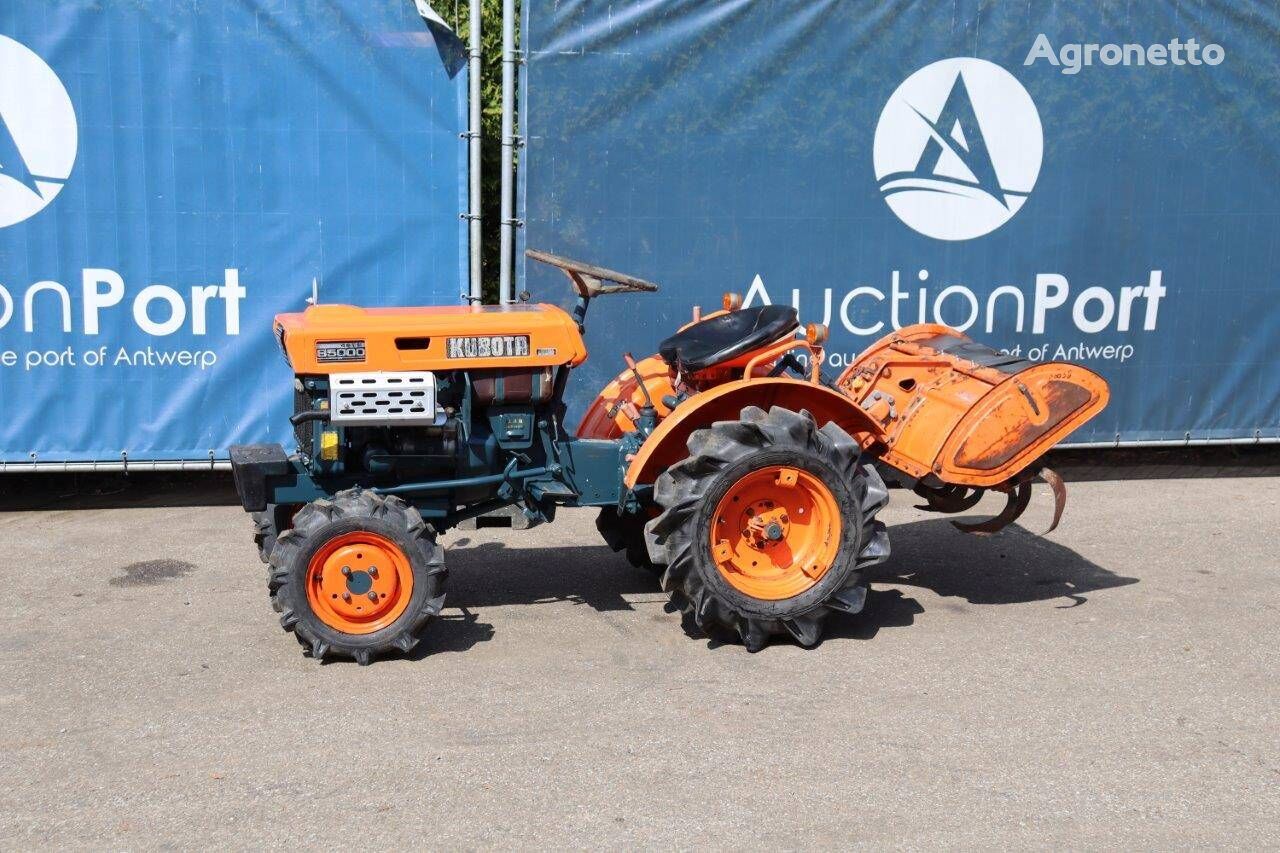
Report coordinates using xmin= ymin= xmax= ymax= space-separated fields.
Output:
xmin=467 ymin=0 xmax=483 ymax=301
xmin=498 ymin=0 xmax=517 ymax=303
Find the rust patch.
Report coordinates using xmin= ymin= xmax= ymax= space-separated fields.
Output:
xmin=955 ymin=380 xmax=1093 ymax=470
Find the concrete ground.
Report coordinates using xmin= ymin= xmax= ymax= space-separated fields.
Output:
xmin=0 ymin=475 xmax=1277 ymax=849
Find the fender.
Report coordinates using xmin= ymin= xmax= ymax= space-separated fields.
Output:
xmin=577 ymin=354 xmax=676 ymax=439
xmin=836 ymin=323 xmax=1109 ymax=487
xmin=624 ymin=377 xmax=883 ymax=489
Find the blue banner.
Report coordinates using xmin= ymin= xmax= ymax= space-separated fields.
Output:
xmin=0 ymin=0 xmax=467 ymax=464
xmin=518 ymin=0 xmax=1280 ymax=444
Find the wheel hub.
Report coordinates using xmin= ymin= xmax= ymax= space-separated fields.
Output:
xmin=709 ymin=466 xmax=842 ymax=600
xmin=744 ymin=502 xmax=790 ymax=549
xmin=306 ymin=533 xmax=414 ymax=634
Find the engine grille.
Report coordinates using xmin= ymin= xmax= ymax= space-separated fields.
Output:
xmin=328 ymin=371 xmax=438 ymax=426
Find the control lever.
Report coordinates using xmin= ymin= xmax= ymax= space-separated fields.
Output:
xmin=624 ymin=352 xmax=658 ymax=434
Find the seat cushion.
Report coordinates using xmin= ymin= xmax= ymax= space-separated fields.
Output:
xmin=658 ymin=305 xmax=799 ymax=373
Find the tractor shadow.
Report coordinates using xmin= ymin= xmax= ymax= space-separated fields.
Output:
xmin=413 ymin=518 xmax=1137 ymax=654
xmin=822 ymin=517 xmax=1139 ymax=641
xmin=408 ymin=539 xmax=663 ymax=657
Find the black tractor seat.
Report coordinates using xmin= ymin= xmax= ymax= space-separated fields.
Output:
xmin=658 ymin=305 xmax=800 ymax=373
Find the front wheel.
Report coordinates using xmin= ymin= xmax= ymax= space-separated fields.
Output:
xmin=646 ymin=406 xmax=889 ymax=651
xmin=267 ymin=489 xmax=446 ymax=664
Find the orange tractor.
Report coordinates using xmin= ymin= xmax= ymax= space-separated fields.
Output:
xmin=230 ymin=251 xmax=1108 ymax=663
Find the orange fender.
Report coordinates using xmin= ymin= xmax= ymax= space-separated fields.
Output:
xmin=624 ymin=378 xmax=881 ymax=489
xmin=577 ymin=354 xmax=677 ymax=439
xmin=836 ymin=324 xmax=1109 ymax=487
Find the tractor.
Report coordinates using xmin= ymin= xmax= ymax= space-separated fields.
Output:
xmin=230 ymin=251 xmax=1108 ymax=663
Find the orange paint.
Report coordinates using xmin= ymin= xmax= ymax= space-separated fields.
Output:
xmin=276 ymin=303 xmax=587 ymax=374
xmin=624 ymin=378 xmax=879 ymax=489
xmin=577 ymin=354 xmax=677 ymax=439
xmin=709 ymin=465 xmax=841 ymax=600
xmin=305 ymin=532 xmax=414 ymax=634
xmin=835 ymin=324 xmax=1109 ymax=487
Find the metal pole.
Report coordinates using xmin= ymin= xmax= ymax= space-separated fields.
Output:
xmin=498 ymin=0 xmax=516 ymax=303
xmin=467 ymin=0 xmax=482 ymax=301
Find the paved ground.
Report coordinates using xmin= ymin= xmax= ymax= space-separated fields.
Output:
xmin=0 ymin=475 xmax=1277 ymax=849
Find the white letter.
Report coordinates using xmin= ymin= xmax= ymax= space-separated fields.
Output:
xmin=1072 ymin=286 xmax=1116 ymax=333
xmin=1033 ymin=274 xmax=1070 ymax=334
xmin=1025 ymin=33 xmax=1058 ymax=66
xmin=133 ymin=285 xmax=187 ymax=336
xmin=1203 ymin=43 xmax=1224 ymax=65
xmin=986 ymin=285 xmax=1025 ymax=333
xmin=218 ymin=268 xmax=247 ymax=335
xmin=889 ymin=270 xmax=910 ymax=330
xmin=839 ymin=286 xmax=885 ymax=335
xmin=1116 ymin=285 xmax=1144 ymax=331
xmin=742 ymin=274 xmax=771 ymax=307
xmin=1061 ymin=43 xmax=1082 ymax=75
xmin=0 ymin=284 xmax=12 ymax=329
xmin=190 ymin=285 xmax=219 ymax=335
xmin=1184 ymin=37 xmax=1202 ymax=65
xmin=24 ymin=281 xmax=72 ymax=333
xmin=1100 ymin=44 xmax=1123 ymax=65
xmin=1142 ymin=270 xmax=1166 ymax=330
xmin=82 ymin=268 xmax=125 ymax=335
xmin=932 ymin=285 xmax=979 ymax=332
xmin=1148 ymin=43 xmax=1167 ymax=65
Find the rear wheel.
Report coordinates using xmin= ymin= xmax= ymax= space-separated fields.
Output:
xmin=596 ymin=506 xmax=662 ymax=577
xmin=267 ymin=489 xmax=445 ymax=664
xmin=646 ymin=406 xmax=889 ymax=651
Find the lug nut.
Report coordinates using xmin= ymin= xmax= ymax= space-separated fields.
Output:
xmin=367 ymin=591 xmax=379 ymax=603
xmin=342 ymin=592 xmax=352 ymax=603
xmin=341 ymin=566 xmax=352 ymax=577
xmin=368 ymin=567 xmax=379 ymax=578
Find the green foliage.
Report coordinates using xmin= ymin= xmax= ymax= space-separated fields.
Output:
xmin=447 ymin=0 xmax=516 ymax=303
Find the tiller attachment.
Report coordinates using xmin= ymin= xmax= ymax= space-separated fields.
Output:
xmin=913 ymin=466 xmax=1066 ymax=536
xmin=840 ymin=325 xmax=1106 ymax=536
xmin=921 ymin=465 xmax=1067 ymax=536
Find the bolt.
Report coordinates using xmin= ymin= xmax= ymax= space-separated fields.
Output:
xmin=368 ymin=566 xmax=379 ymax=578
xmin=341 ymin=566 xmax=352 ymax=577
xmin=367 ymin=591 xmax=379 ymax=603
xmin=342 ymin=592 xmax=352 ymax=603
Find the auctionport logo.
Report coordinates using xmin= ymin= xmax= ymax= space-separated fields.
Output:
xmin=0 ymin=34 xmax=78 ymax=229
xmin=873 ymin=58 xmax=1042 ymax=242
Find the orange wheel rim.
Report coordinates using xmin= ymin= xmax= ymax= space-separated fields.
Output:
xmin=709 ymin=465 xmax=841 ymax=600
xmin=306 ymin=532 xmax=414 ymax=634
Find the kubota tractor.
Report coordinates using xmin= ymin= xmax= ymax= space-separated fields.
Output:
xmin=230 ymin=251 xmax=1108 ymax=664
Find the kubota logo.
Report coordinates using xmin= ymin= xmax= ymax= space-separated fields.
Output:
xmin=0 ymin=34 xmax=78 ymax=229
xmin=874 ymin=58 xmax=1042 ymax=241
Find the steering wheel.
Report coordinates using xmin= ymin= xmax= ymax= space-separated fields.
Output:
xmin=526 ymin=249 xmax=660 ymax=297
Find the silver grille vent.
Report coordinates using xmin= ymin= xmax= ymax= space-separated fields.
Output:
xmin=328 ymin=371 xmax=439 ymax=426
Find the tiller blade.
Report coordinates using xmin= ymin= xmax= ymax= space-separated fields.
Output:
xmin=949 ymin=467 xmax=1067 ymax=537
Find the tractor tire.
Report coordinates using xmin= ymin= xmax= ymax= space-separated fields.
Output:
xmin=646 ymin=406 xmax=889 ymax=652
xmin=251 ymin=503 xmax=298 ymax=564
xmin=267 ymin=488 xmax=446 ymax=664
xmin=596 ymin=506 xmax=662 ymax=577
